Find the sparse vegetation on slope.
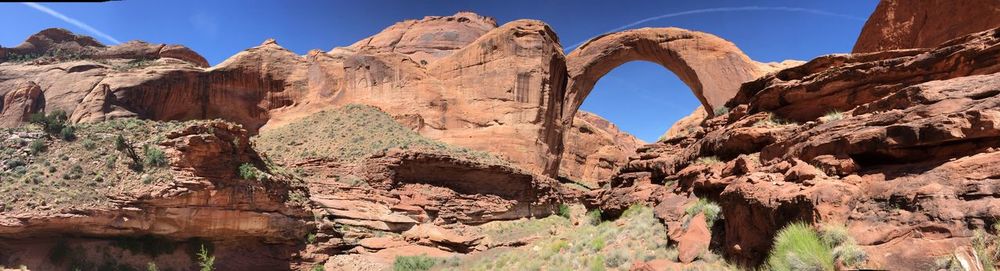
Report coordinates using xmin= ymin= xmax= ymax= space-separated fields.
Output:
xmin=0 ymin=119 xmax=190 ymax=214
xmin=443 ymin=205 xmax=734 ymax=271
xmin=255 ymin=104 xmax=510 ymax=166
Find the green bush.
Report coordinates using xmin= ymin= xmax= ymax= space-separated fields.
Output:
xmin=29 ymin=110 xmax=67 ymax=135
xmin=819 ymin=224 xmax=867 ymax=268
xmin=713 ymin=106 xmax=730 ymax=116
xmin=818 ymin=224 xmax=850 ymax=247
xmin=767 ymin=223 xmax=835 ymax=271
xmin=393 ymin=254 xmax=439 ymax=271
xmin=197 ymin=244 xmax=215 ymax=271
xmin=143 ymin=145 xmax=167 ymax=167
xmin=557 ymin=204 xmax=572 ymax=219
xmin=81 ymin=139 xmax=97 ymax=150
xmin=29 ymin=139 xmax=46 ymax=154
xmin=60 ymin=126 xmax=76 ymax=141
xmin=685 ymin=198 xmax=722 ymax=227
xmin=238 ymin=163 xmax=259 ymax=180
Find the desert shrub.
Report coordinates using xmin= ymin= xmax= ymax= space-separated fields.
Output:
xmin=81 ymin=139 xmax=97 ymax=150
xmin=105 ymin=155 xmax=118 ymax=169
xmin=832 ymin=243 xmax=867 ymax=268
xmin=147 ymin=262 xmax=158 ymax=271
xmin=713 ymin=106 xmax=730 ymax=116
xmin=238 ymin=163 xmax=259 ymax=180
xmin=754 ymin=113 xmax=796 ymax=127
xmin=59 ymin=126 xmax=76 ymax=141
xmin=696 ymin=156 xmax=721 ymax=165
xmin=586 ymin=209 xmax=603 ymax=226
xmin=62 ymin=165 xmax=83 ymax=180
xmin=973 ymin=226 xmax=1000 ymax=271
xmin=822 ymin=110 xmax=844 ymax=122
xmin=819 ymin=224 xmax=867 ymax=268
xmin=29 ymin=110 xmax=67 ymax=135
xmin=588 ymin=255 xmax=606 ymax=271
xmin=114 ymin=58 xmax=155 ymax=71
xmin=310 ymin=264 xmax=323 ymax=271
xmin=818 ymin=224 xmax=850 ymax=247
xmin=29 ymin=139 xmax=46 ymax=154
xmin=605 ymin=250 xmax=629 ymax=268
xmin=558 ymin=204 xmax=572 ymax=219
xmin=114 ymin=134 xmax=128 ymax=151
xmin=767 ymin=223 xmax=835 ymax=271
xmin=4 ymin=158 xmax=26 ymax=169
xmin=143 ymin=145 xmax=167 ymax=167
xmin=589 ymin=236 xmax=606 ymax=251
xmin=197 ymin=244 xmax=215 ymax=271
xmin=393 ymin=254 xmax=439 ymax=271
xmin=685 ymin=198 xmax=722 ymax=227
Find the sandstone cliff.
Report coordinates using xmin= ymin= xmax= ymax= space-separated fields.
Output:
xmin=853 ymin=0 xmax=1000 ymax=53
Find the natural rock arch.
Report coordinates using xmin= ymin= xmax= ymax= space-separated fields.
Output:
xmin=562 ymin=27 xmax=767 ymax=127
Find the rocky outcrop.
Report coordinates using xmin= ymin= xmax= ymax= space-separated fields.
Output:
xmin=1 ymin=28 xmax=208 ymax=67
xmin=0 ymin=120 xmax=309 ymax=270
xmin=661 ymin=106 xmax=708 ymax=141
xmin=853 ymin=0 xmax=1000 ymax=53
xmin=0 ymin=81 xmax=43 ymax=126
xmin=348 ymin=11 xmax=497 ymax=65
xmin=559 ymin=111 xmax=643 ymax=187
xmin=600 ymin=26 xmax=1000 ymax=269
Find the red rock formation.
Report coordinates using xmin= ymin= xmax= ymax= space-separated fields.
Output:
xmin=853 ymin=0 xmax=1000 ymax=53
xmin=560 ymin=111 xmax=643 ymax=187
xmin=563 ymin=27 xmax=770 ymax=122
xmin=0 ymin=120 xmax=309 ymax=270
xmin=0 ymin=81 xmax=43 ymax=126
xmin=601 ymin=26 xmax=1000 ymax=269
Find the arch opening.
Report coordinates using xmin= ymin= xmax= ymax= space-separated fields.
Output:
xmin=561 ymin=27 xmax=768 ymax=129
xmin=578 ymin=60 xmax=703 ymax=143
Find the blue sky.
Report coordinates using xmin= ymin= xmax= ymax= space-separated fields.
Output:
xmin=0 ymin=1 xmax=879 ymax=142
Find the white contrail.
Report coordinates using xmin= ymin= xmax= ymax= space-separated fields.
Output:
xmin=23 ymin=3 xmax=122 ymax=45
xmin=567 ymin=6 xmax=866 ymax=50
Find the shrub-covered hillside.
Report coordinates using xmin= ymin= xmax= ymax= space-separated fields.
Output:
xmin=2 ymin=116 xmax=193 ymax=214
xmin=255 ymin=104 xmax=510 ymax=166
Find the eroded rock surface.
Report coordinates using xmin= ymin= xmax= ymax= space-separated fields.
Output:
xmin=853 ymin=0 xmax=1000 ymax=53
xmin=559 ymin=111 xmax=643 ymax=187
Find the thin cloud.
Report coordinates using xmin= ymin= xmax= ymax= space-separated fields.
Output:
xmin=23 ymin=3 xmax=122 ymax=45
xmin=568 ymin=6 xmax=866 ymax=50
